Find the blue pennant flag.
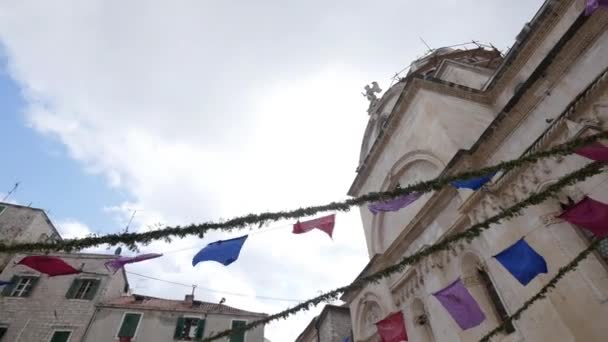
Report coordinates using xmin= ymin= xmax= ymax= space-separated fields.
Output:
xmin=0 ymin=280 xmax=13 ymax=287
xmin=342 ymin=337 xmax=350 ymax=342
xmin=493 ymin=238 xmax=547 ymax=286
xmin=450 ymin=172 xmax=496 ymax=190
xmin=192 ymin=235 xmax=248 ymax=267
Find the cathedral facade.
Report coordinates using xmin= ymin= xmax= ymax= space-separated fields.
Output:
xmin=343 ymin=1 xmax=608 ymax=341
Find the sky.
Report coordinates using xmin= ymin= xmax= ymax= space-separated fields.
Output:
xmin=0 ymin=1 xmax=544 ymax=340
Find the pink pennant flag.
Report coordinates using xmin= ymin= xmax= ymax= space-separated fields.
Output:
xmin=376 ymin=311 xmax=408 ymax=342
xmin=18 ymin=256 xmax=81 ymax=277
xmin=558 ymin=196 xmax=608 ymax=237
xmin=293 ymin=214 xmax=335 ymax=238
xmin=105 ymin=253 xmax=163 ymax=273
xmin=575 ymin=142 xmax=608 ymax=162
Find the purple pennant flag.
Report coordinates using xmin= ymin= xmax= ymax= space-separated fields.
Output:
xmin=433 ymin=278 xmax=486 ymax=330
xmin=586 ymin=0 xmax=608 ymax=16
xmin=368 ymin=192 xmax=422 ymax=214
xmin=105 ymin=253 xmax=163 ymax=273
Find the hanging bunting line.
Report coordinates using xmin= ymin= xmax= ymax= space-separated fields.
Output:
xmin=558 ymin=195 xmax=608 ymax=237
xmin=293 ymin=214 xmax=335 ymax=238
xmin=376 ymin=311 xmax=408 ymax=342
xmin=201 ymin=162 xmax=606 ymax=341
xmin=1 ymin=132 xmax=605 ymax=255
xmin=433 ymin=278 xmax=486 ymax=330
xmin=192 ymin=235 xmax=248 ymax=267
xmin=105 ymin=253 xmax=163 ymax=274
xmin=17 ymin=255 xmax=81 ymax=277
xmin=368 ymin=192 xmax=422 ymax=214
xmin=479 ymin=237 xmax=607 ymax=342
xmin=493 ymin=238 xmax=548 ymax=286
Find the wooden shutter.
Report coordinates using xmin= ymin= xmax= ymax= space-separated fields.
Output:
xmin=229 ymin=320 xmax=246 ymax=342
xmin=66 ymin=279 xmax=81 ymax=299
xmin=173 ymin=316 xmax=185 ymax=339
xmin=1 ymin=275 xmax=19 ymax=296
xmin=84 ymin=279 xmax=101 ymax=300
xmin=118 ymin=313 xmax=142 ymax=337
xmin=195 ymin=319 xmax=206 ymax=340
xmin=22 ymin=277 xmax=39 ymax=297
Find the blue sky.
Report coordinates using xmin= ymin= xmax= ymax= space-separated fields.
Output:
xmin=0 ymin=51 xmax=129 ymax=232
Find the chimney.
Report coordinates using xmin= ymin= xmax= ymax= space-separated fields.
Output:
xmin=185 ymin=294 xmax=194 ymax=305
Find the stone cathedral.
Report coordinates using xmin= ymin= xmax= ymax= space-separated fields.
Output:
xmin=342 ymin=1 xmax=608 ymax=341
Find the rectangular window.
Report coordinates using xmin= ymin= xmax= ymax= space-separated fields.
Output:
xmin=66 ymin=279 xmax=100 ymax=300
xmin=0 ymin=205 xmax=6 ymax=216
xmin=49 ymin=330 xmax=71 ymax=342
xmin=117 ymin=313 xmax=142 ymax=338
xmin=1 ymin=276 xmax=39 ymax=297
xmin=229 ymin=320 xmax=246 ymax=342
xmin=174 ymin=316 xmax=205 ymax=340
xmin=0 ymin=326 xmax=7 ymax=340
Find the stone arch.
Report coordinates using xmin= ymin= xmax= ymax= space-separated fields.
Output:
xmin=460 ymin=251 xmax=512 ymax=333
xmin=355 ymin=292 xmax=387 ymax=340
xmin=370 ymin=151 xmax=445 ymax=254
xmin=410 ymin=297 xmax=435 ymax=342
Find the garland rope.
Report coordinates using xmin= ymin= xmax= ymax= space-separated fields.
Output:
xmin=202 ymin=161 xmax=606 ymax=341
xmin=479 ymin=237 xmax=607 ymax=342
xmin=1 ymin=132 xmax=607 ymax=254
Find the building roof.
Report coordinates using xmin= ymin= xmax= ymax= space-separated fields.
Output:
xmin=99 ymin=294 xmax=268 ymax=318
xmin=0 ymin=201 xmax=62 ymax=241
xmin=295 ymin=304 xmax=351 ymax=342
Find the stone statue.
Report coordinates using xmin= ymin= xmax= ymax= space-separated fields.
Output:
xmin=362 ymin=82 xmax=382 ymax=103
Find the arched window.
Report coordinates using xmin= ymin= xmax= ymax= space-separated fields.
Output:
xmin=461 ymin=253 xmax=515 ymax=334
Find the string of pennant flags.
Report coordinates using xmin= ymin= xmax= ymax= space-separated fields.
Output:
xmin=202 ymin=160 xmax=608 ymax=341
xmin=0 ymin=132 xmax=607 ymax=256
xmin=1 ymin=136 xmax=608 ymax=341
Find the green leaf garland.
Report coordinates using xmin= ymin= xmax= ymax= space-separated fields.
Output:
xmin=202 ymin=162 xmax=606 ymax=341
xmin=1 ymin=132 xmax=606 ymax=254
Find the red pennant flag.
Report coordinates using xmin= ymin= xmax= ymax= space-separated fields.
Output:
xmin=575 ymin=142 xmax=608 ymax=162
xmin=18 ymin=256 xmax=81 ymax=277
xmin=293 ymin=214 xmax=335 ymax=238
xmin=376 ymin=311 xmax=408 ymax=342
xmin=559 ymin=196 xmax=608 ymax=237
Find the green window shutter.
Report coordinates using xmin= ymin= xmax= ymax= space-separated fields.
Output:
xmin=1 ymin=276 xmax=19 ymax=296
xmin=50 ymin=331 xmax=71 ymax=342
xmin=229 ymin=321 xmax=246 ymax=342
xmin=173 ymin=316 xmax=185 ymax=339
xmin=84 ymin=279 xmax=101 ymax=300
xmin=118 ymin=313 xmax=142 ymax=337
xmin=195 ymin=319 xmax=206 ymax=340
xmin=65 ymin=279 xmax=81 ymax=299
xmin=22 ymin=277 xmax=39 ymax=297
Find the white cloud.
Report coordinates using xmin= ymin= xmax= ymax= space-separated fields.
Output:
xmin=0 ymin=1 xmax=543 ymax=340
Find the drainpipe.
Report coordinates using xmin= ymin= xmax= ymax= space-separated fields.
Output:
xmin=80 ymin=307 xmax=99 ymax=342
xmin=314 ymin=319 xmax=321 ymax=342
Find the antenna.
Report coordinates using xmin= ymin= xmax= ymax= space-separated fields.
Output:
xmin=191 ymin=284 xmax=197 ymax=296
xmin=419 ymin=36 xmax=433 ymax=52
xmin=2 ymin=182 xmax=20 ymax=202
xmin=124 ymin=210 xmax=137 ymax=233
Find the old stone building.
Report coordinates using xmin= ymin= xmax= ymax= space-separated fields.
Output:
xmin=343 ymin=0 xmax=608 ymax=341
xmin=0 ymin=252 xmax=129 ymax=341
xmin=83 ymin=294 xmax=267 ymax=342
xmin=0 ymin=202 xmax=62 ymax=271
xmin=295 ymin=304 xmax=352 ymax=342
